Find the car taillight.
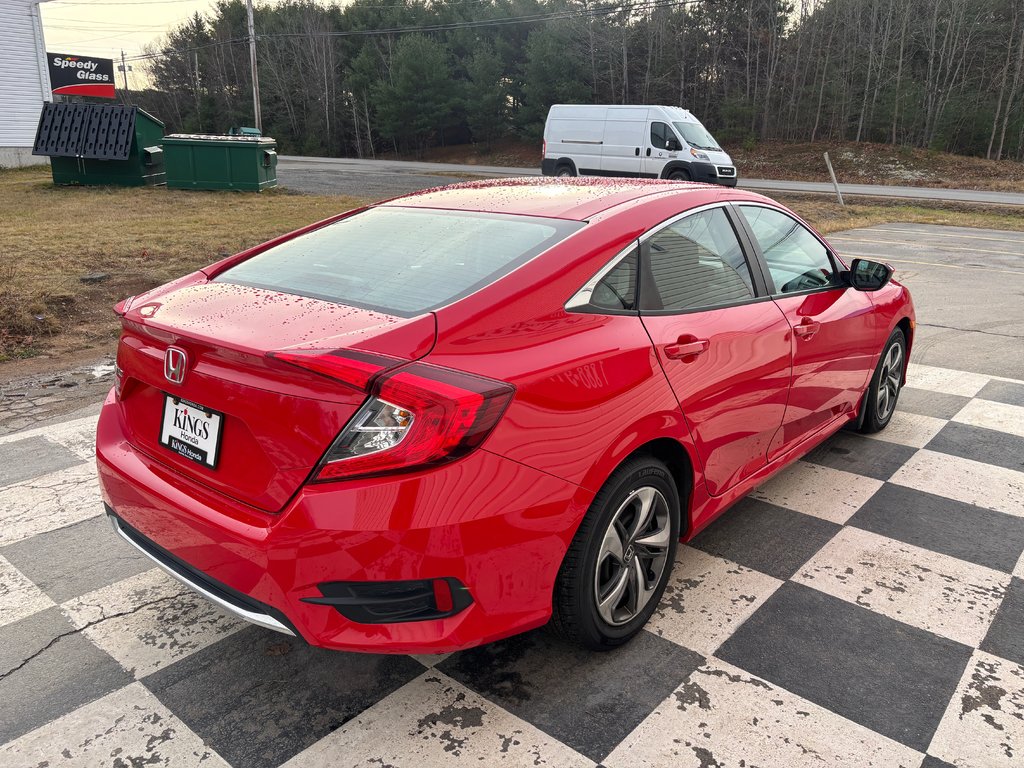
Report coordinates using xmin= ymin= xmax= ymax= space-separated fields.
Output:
xmin=269 ymin=350 xmax=514 ymax=481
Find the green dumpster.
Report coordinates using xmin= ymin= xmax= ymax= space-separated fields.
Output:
xmin=162 ymin=134 xmax=278 ymax=191
xmin=33 ymin=103 xmax=165 ymax=187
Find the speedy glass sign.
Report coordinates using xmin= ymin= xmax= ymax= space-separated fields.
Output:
xmin=47 ymin=52 xmax=116 ymax=99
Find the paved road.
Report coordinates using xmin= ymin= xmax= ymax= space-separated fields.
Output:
xmin=278 ymin=154 xmax=1024 ymax=205
xmin=832 ymin=223 xmax=1024 ymax=380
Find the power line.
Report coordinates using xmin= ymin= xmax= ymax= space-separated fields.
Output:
xmin=125 ymin=0 xmax=697 ymax=62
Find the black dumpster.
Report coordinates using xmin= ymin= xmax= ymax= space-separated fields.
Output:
xmin=33 ymin=103 xmax=165 ymax=186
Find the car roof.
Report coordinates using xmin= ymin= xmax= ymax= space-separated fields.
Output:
xmin=378 ymin=177 xmax=723 ymax=221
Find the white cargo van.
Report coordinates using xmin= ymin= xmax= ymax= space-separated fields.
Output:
xmin=541 ymin=104 xmax=737 ymax=186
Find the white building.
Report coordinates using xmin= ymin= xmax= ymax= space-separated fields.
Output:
xmin=0 ymin=0 xmax=53 ymax=167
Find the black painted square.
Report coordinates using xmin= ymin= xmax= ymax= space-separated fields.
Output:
xmin=690 ymin=497 xmax=840 ymax=580
xmin=849 ymin=483 xmax=1024 ymax=573
xmin=895 ymin=387 xmax=970 ymax=421
xmin=1 ymin=515 xmax=151 ymax=603
xmin=716 ymin=582 xmax=972 ymax=752
xmin=977 ymin=379 xmax=1024 ymax=408
xmin=143 ymin=627 xmax=425 ymax=768
xmin=803 ymin=431 xmax=917 ymax=481
xmin=0 ymin=436 xmax=83 ymax=487
xmin=0 ymin=607 xmax=132 ymax=743
xmin=438 ymin=628 xmax=703 ymax=762
xmin=925 ymin=421 xmax=1024 ymax=474
xmin=981 ymin=576 xmax=1024 ymax=668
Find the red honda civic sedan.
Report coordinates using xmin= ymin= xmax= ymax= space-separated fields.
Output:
xmin=97 ymin=178 xmax=914 ymax=653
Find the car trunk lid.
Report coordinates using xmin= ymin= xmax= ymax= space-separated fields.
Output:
xmin=115 ymin=280 xmax=435 ymax=512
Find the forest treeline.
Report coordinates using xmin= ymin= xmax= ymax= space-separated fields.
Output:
xmin=135 ymin=0 xmax=1024 ymax=161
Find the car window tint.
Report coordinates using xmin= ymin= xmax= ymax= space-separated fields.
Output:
xmin=739 ymin=206 xmax=840 ymax=294
xmin=641 ymin=208 xmax=756 ymax=312
xmin=215 ymin=207 xmax=583 ymax=317
xmin=590 ymin=249 xmax=637 ymax=311
xmin=650 ymin=122 xmax=673 ymax=149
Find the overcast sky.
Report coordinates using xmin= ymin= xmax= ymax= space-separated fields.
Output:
xmin=40 ymin=0 xmax=221 ymax=87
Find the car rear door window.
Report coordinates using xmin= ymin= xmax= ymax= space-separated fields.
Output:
xmin=640 ymin=208 xmax=756 ymax=312
xmin=215 ymin=207 xmax=583 ymax=317
xmin=739 ymin=205 xmax=841 ymax=294
xmin=590 ymin=249 xmax=638 ymax=311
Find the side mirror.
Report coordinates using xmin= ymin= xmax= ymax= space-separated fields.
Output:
xmin=666 ymin=139 xmax=680 ymax=152
xmin=848 ymin=258 xmax=893 ymax=291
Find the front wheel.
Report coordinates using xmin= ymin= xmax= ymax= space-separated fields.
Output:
xmin=668 ymin=169 xmax=691 ymax=181
xmin=550 ymin=456 xmax=680 ymax=650
xmin=556 ymin=165 xmax=575 ymax=177
xmin=859 ymin=328 xmax=906 ymax=433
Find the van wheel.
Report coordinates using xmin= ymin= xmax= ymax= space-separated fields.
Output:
xmin=556 ymin=164 xmax=575 ymax=177
xmin=668 ymin=169 xmax=691 ymax=181
xmin=549 ymin=456 xmax=680 ymax=650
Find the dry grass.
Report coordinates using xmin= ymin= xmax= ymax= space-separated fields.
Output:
xmin=1 ymin=165 xmax=1022 ymax=364
xmin=0 ymin=166 xmax=361 ymax=361
xmin=774 ymin=194 xmax=1024 ymax=235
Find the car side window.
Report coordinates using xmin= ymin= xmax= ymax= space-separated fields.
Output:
xmin=650 ymin=122 xmax=673 ymax=150
xmin=590 ymin=249 xmax=637 ymax=311
xmin=640 ymin=208 xmax=756 ymax=312
xmin=739 ymin=206 xmax=841 ymax=294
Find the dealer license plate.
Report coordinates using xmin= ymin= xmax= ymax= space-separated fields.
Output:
xmin=159 ymin=395 xmax=223 ymax=469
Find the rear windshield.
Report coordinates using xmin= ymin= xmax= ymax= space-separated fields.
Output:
xmin=214 ymin=207 xmax=583 ymax=316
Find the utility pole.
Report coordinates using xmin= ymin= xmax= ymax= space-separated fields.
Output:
xmin=245 ymin=0 xmax=262 ymax=132
xmin=117 ymin=50 xmax=133 ymax=103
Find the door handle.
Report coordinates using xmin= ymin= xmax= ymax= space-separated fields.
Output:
xmin=646 ymin=148 xmax=652 ymax=157
xmin=635 ymin=147 xmax=640 ymax=156
xmin=793 ymin=318 xmax=821 ymax=339
xmin=664 ymin=337 xmax=709 ymax=360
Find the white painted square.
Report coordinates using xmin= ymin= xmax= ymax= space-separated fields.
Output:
xmin=794 ymin=527 xmax=1009 ymax=647
xmin=0 ymin=414 xmax=98 ymax=447
xmin=928 ymin=650 xmax=1024 ymax=768
xmin=906 ymin=364 xmax=990 ymax=397
xmin=280 ymin=671 xmax=595 ymax=767
xmin=41 ymin=417 xmax=101 ymax=461
xmin=0 ymin=555 xmax=55 ymax=628
xmin=0 ymin=463 xmax=101 ymax=547
xmin=862 ymin=410 xmax=948 ymax=448
xmin=60 ymin=568 xmax=244 ymax=678
xmin=1016 ymin=549 xmax=1024 ymax=580
xmin=751 ymin=461 xmax=883 ymax=524
xmin=953 ymin=398 xmax=1024 ymax=439
xmin=890 ymin=450 xmax=1024 ymax=517
xmin=603 ymin=657 xmax=922 ymax=768
xmin=411 ymin=652 xmax=453 ymax=669
xmin=0 ymin=682 xmax=230 ymax=768
xmin=647 ymin=545 xmax=782 ymax=655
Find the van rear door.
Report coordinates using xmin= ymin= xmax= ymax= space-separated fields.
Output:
xmin=599 ymin=107 xmax=648 ymax=176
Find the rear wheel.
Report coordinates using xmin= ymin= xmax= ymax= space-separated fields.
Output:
xmin=668 ymin=169 xmax=691 ymax=181
xmin=859 ymin=328 xmax=906 ymax=433
xmin=556 ymin=164 xmax=575 ymax=177
xmin=550 ymin=456 xmax=680 ymax=650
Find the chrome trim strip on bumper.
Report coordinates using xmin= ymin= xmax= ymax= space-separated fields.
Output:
xmin=109 ymin=515 xmax=295 ymax=636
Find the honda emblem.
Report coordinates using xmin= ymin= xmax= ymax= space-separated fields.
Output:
xmin=164 ymin=347 xmax=188 ymax=385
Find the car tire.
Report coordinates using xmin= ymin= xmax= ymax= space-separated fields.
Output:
xmin=668 ymin=169 xmax=691 ymax=181
xmin=859 ymin=328 xmax=906 ymax=434
xmin=549 ymin=456 xmax=680 ymax=650
xmin=556 ymin=164 xmax=575 ymax=177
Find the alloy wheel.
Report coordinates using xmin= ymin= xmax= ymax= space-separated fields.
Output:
xmin=876 ymin=341 xmax=903 ymax=421
xmin=593 ymin=486 xmax=671 ymax=626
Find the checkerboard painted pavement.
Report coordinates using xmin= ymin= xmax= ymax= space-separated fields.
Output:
xmin=1 ymin=361 xmax=1022 ymax=768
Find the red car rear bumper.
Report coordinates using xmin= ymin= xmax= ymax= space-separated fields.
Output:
xmin=96 ymin=390 xmax=587 ymax=653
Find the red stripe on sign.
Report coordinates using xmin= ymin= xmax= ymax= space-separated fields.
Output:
xmin=52 ymin=83 xmax=116 ymax=99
